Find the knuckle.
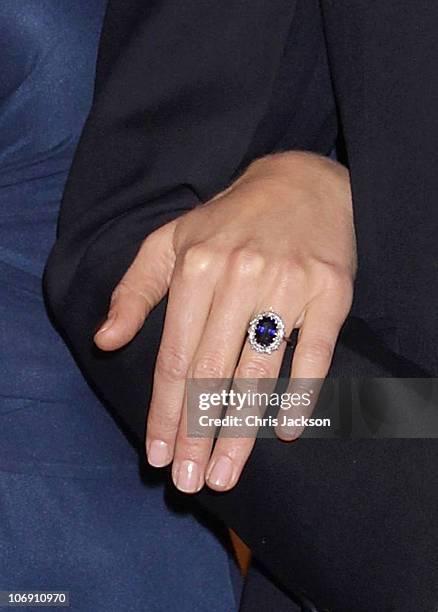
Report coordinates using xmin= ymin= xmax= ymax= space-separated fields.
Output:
xmin=155 ymin=345 xmax=189 ymax=382
xmin=295 ymin=337 xmax=334 ymax=366
xmin=275 ymin=257 xmax=304 ymax=286
xmin=179 ymin=244 xmax=213 ymax=277
xmin=175 ymin=438 xmax=209 ymax=462
xmin=313 ymin=262 xmax=354 ymax=313
xmin=148 ymin=405 xmax=178 ymax=434
xmin=190 ymin=353 xmax=227 ymax=379
xmin=111 ymin=279 xmax=154 ymax=310
xmin=336 ymin=274 xmax=354 ymax=304
xmin=235 ymin=358 xmax=274 ymax=379
xmin=230 ymin=247 xmax=265 ymax=277
xmin=325 ymin=269 xmax=354 ymax=312
xmin=318 ymin=262 xmax=353 ymax=291
xmin=330 ymin=266 xmax=352 ymax=290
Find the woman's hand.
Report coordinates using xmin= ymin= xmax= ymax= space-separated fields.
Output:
xmin=94 ymin=152 xmax=356 ymax=493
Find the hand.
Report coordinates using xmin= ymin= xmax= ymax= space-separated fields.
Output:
xmin=95 ymin=152 xmax=356 ymax=493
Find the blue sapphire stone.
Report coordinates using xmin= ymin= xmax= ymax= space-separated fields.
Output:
xmin=255 ymin=316 xmax=278 ymax=346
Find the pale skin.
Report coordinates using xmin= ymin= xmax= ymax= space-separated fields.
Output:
xmin=95 ymin=151 xmax=356 ymax=493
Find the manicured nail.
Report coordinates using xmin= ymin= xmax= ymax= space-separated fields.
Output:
xmin=96 ymin=311 xmax=116 ymax=335
xmin=148 ymin=440 xmax=170 ymax=467
xmin=175 ymin=460 xmax=201 ymax=493
xmin=206 ymin=456 xmax=234 ymax=489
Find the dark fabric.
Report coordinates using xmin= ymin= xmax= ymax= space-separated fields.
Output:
xmin=322 ymin=0 xmax=438 ymax=375
xmin=240 ymin=563 xmax=302 ymax=612
xmin=44 ymin=1 xmax=438 ymax=610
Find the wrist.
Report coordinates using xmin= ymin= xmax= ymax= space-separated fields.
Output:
xmin=240 ymin=151 xmax=351 ymax=205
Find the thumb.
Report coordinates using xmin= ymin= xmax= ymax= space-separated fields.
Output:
xmin=94 ymin=221 xmax=177 ymax=351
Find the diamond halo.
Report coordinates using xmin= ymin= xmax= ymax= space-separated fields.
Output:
xmin=247 ymin=310 xmax=286 ymax=354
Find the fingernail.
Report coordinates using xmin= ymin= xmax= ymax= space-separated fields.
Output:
xmin=206 ymin=456 xmax=234 ymax=489
xmin=148 ymin=440 xmax=170 ymax=467
xmin=175 ymin=460 xmax=201 ymax=493
xmin=96 ymin=310 xmax=116 ymax=335
xmin=275 ymin=422 xmax=303 ymax=442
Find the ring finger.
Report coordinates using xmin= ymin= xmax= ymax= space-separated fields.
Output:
xmin=206 ymin=291 xmax=302 ymax=491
